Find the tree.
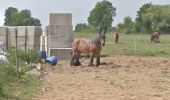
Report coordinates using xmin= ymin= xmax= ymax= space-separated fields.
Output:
xmin=88 ymin=0 xmax=116 ymax=34
xmin=123 ymin=16 xmax=134 ymax=34
xmin=135 ymin=3 xmax=152 ymax=33
xmin=4 ymin=7 xmax=41 ymax=26
xmin=74 ymin=23 xmax=95 ymax=32
xmin=4 ymin=7 xmax=18 ymax=26
xmin=116 ymin=16 xmax=134 ymax=34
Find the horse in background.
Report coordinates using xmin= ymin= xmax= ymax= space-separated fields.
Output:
xmin=70 ymin=33 xmax=106 ymax=66
xmin=151 ymin=31 xmax=160 ymax=43
xmin=111 ymin=32 xmax=119 ymax=44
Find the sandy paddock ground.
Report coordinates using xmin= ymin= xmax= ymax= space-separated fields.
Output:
xmin=34 ymin=55 xmax=170 ymax=100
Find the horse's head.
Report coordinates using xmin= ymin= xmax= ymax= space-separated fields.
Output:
xmin=99 ymin=35 xmax=106 ymax=46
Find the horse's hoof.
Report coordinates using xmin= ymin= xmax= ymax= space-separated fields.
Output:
xmin=77 ymin=62 xmax=81 ymax=66
xmin=70 ymin=63 xmax=74 ymax=66
xmin=70 ymin=61 xmax=75 ymax=66
xmin=74 ymin=63 xmax=80 ymax=66
xmin=88 ymin=64 xmax=94 ymax=67
xmin=96 ymin=62 xmax=101 ymax=66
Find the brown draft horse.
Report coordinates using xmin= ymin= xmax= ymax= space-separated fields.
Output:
xmin=151 ymin=31 xmax=160 ymax=43
xmin=111 ymin=32 xmax=119 ymax=44
xmin=70 ymin=33 xmax=106 ymax=66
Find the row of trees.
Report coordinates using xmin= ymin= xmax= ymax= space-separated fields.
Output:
xmin=116 ymin=3 xmax=170 ymax=34
xmin=75 ymin=1 xmax=170 ymax=34
xmin=4 ymin=7 xmax=41 ymax=26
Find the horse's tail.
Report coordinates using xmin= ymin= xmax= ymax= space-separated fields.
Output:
xmin=71 ymin=38 xmax=79 ymax=56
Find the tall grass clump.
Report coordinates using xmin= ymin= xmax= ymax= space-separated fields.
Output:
xmin=0 ymin=49 xmax=42 ymax=99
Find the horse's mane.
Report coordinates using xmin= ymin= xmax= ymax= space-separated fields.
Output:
xmin=91 ymin=34 xmax=101 ymax=45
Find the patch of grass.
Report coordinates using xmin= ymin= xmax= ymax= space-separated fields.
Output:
xmin=0 ymin=49 xmax=42 ymax=100
xmin=73 ymin=32 xmax=170 ymax=57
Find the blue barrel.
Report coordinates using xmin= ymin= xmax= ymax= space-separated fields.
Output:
xmin=38 ymin=51 xmax=46 ymax=59
xmin=45 ymin=56 xmax=57 ymax=65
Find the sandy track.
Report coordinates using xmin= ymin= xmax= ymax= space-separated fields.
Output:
xmin=34 ymin=55 xmax=170 ymax=100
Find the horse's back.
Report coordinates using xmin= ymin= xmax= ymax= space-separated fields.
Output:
xmin=72 ymin=38 xmax=90 ymax=53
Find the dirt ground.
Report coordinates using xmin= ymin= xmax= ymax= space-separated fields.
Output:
xmin=34 ymin=55 xmax=170 ymax=100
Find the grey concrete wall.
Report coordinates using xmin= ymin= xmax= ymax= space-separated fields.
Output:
xmin=0 ymin=26 xmax=42 ymax=51
xmin=46 ymin=13 xmax=73 ymax=60
xmin=16 ymin=27 xmax=26 ymax=36
xmin=47 ymin=25 xmax=72 ymax=36
xmin=8 ymin=27 xmax=16 ymax=47
xmin=47 ymin=25 xmax=73 ymax=48
xmin=49 ymin=13 xmax=72 ymax=25
xmin=0 ymin=36 xmax=7 ymax=43
xmin=0 ymin=27 xmax=7 ymax=36
xmin=0 ymin=27 xmax=8 ymax=48
xmin=26 ymin=26 xmax=42 ymax=36
xmin=49 ymin=48 xmax=72 ymax=60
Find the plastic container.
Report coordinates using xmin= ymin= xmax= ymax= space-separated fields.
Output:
xmin=45 ymin=56 xmax=57 ymax=65
xmin=38 ymin=51 xmax=46 ymax=59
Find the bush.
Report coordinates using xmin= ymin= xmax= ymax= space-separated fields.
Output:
xmin=0 ymin=49 xmax=41 ymax=99
xmin=74 ymin=23 xmax=95 ymax=32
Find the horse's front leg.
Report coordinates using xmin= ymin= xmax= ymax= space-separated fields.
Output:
xmin=89 ymin=53 xmax=94 ymax=66
xmin=75 ymin=53 xmax=81 ymax=66
xmin=96 ymin=55 xmax=101 ymax=66
xmin=70 ymin=53 xmax=76 ymax=66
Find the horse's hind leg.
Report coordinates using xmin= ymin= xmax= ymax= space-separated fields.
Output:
xmin=70 ymin=52 xmax=76 ymax=66
xmin=89 ymin=54 xmax=94 ymax=66
xmin=74 ymin=53 xmax=81 ymax=66
xmin=70 ymin=57 xmax=75 ymax=66
xmin=96 ymin=55 xmax=100 ymax=66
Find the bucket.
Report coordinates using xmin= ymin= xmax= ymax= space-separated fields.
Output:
xmin=38 ymin=51 xmax=46 ymax=59
xmin=45 ymin=56 xmax=57 ymax=65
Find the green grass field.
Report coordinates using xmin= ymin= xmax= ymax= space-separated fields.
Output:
xmin=74 ymin=32 xmax=170 ymax=56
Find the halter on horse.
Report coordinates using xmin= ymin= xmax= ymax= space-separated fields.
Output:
xmin=70 ymin=33 xmax=106 ymax=66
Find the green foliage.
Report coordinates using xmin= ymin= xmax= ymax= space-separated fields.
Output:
xmin=0 ymin=62 xmax=16 ymax=97
xmin=7 ymin=49 xmax=41 ymax=65
xmin=4 ymin=7 xmax=41 ymax=26
xmin=0 ymin=49 xmax=41 ymax=99
xmin=88 ymin=0 xmax=116 ymax=33
xmin=116 ymin=3 xmax=170 ymax=34
xmin=74 ymin=23 xmax=95 ymax=32
xmin=74 ymin=32 xmax=170 ymax=56
xmin=116 ymin=16 xmax=135 ymax=34
xmin=4 ymin=7 xmax=18 ymax=26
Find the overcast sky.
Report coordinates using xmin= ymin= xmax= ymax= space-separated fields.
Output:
xmin=0 ymin=0 xmax=170 ymax=28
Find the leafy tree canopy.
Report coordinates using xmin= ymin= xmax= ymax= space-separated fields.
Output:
xmin=88 ymin=0 xmax=116 ymax=34
xmin=4 ymin=7 xmax=41 ymax=26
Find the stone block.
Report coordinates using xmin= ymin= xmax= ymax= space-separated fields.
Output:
xmin=16 ymin=27 xmax=26 ymax=36
xmin=49 ymin=48 xmax=72 ymax=60
xmin=0 ymin=36 xmax=7 ymax=43
xmin=26 ymin=26 xmax=42 ymax=36
xmin=17 ymin=36 xmax=25 ymax=46
xmin=0 ymin=27 xmax=7 ymax=36
xmin=8 ymin=37 xmax=15 ymax=47
xmin=47 ymin=25 xmax=73 ymax=48
xmin=47 ymin=25 xmax=72 ymax=36
xmin=8 ymin=27 xmax=16 ymax=37
xmin=48 ymin=35 xmax=72 ymax=48
xmin=49 ymin=13 xmax=72 ymax=25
